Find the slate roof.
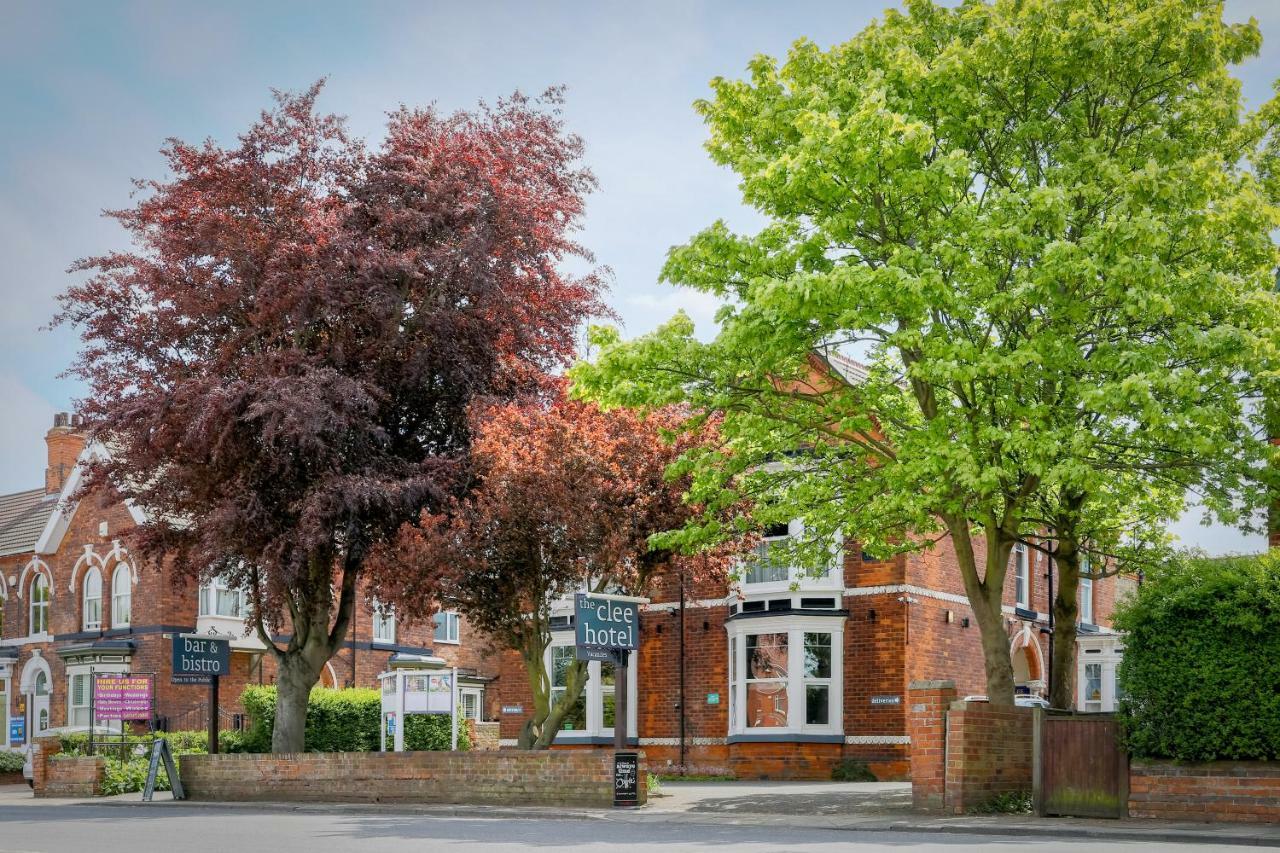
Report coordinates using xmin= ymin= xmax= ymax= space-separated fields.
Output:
xmin=0 ymin=487 xmax=57 ymax=557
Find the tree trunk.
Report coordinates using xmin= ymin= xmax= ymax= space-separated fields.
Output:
xmin=947 ymin=518 xmax=1017 ymax=705
xmin=514 ymin=631 xmax=589 ymax=750
xmin=1049 ymin=543 xmax=1080 ymax=710
xmin=272 ymin=654 xmax=322 ymax=753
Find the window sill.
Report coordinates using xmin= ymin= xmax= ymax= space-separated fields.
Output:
xmin=372 ymin=639 xmax=397 ymax=647
xmin=727 ymin=732 xmax=844 ymax=744
xmin=552 ymin=733 xmax=639 ymax=746
xmin=433 ymin=639 xmax=461 ymax=646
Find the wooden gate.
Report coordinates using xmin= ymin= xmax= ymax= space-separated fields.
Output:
xmin=1034 ymin=712 xmax=1128 ymax=818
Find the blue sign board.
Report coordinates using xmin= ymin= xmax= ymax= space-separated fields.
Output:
xmin=171 ymin=634 xmax=230 ymax=684
xmin=575 ymin=593 xmax=639 ymax=654
xmin=9 ymin=718 xmax=24 ymax=745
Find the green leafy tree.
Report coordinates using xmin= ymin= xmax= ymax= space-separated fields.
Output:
xmin=573 ymin=0 xmax=1280 ymax=704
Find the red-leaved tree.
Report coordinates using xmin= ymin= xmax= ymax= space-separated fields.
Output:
xmin=53 ymin=82 xmax=604 ymax=752
xmin=382 ymin=392 xmax=728 ymax=748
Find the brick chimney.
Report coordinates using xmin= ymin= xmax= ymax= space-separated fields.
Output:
xmin=45 ymin=412 xmax=87 ymax=494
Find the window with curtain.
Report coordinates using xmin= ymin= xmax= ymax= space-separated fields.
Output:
xmin=433 ymin=611 xmax=460 ymax=644
xmin=83 ymin=568 xmax=102 ymax=630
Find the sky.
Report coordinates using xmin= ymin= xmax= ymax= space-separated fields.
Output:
xmin=1 ymin=1 xmax=1277 ymax=553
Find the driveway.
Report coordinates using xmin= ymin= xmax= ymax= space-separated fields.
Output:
xmin=653 ymin=781 xmax=913 ymax=816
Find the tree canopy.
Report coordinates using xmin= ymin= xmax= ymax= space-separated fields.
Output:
xmin=387 ymin=391 xmax=727 ymax=747
xmin=55 ymin=82 xmax=605 ymax=750
xmin=573 ymin=0 xmax=1280 ymax=703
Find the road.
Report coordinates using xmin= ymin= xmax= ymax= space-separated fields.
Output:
xmin=0 ymin=804 xmax=1258 ymax=853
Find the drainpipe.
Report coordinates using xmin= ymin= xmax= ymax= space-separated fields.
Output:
xmin=1046 ymin=544 xmax=1055 ymax=700
xmin=678 ymin=565 xmax=686 ymax=772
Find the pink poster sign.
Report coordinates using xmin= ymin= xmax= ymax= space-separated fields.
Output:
xmin=93 ymin=675 xmax=153 ymax=720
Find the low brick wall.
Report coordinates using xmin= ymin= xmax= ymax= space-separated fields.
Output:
xmin=179 ymin=749 xmax=644 ymax=807
xmin=1130 ymin=760 xmax=1280 ymax=824
xmin=943 ymin=701 xmax=1033 ymax=814
xmin=33 ymin=739 xmax=104 ymax=799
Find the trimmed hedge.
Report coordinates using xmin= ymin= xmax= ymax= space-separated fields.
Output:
xmin=58 ymin=729 xmax=249 ymax=756
xmin=0 ymin=751 xmax=24 ymax=774
xmin=1114 ymin=553 xmax=1280 ymax=761
xmin=241 ymin=685 xmax=470 ymax=753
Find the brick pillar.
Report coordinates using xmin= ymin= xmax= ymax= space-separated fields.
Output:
xmin=31 ymin=736 xmax=61 ymax=796
xmin=908 ymin=679 xmax=955 ymax=812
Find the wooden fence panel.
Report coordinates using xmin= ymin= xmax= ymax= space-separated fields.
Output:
xmin=1035 ymin=712 xmax=1128 ymax=818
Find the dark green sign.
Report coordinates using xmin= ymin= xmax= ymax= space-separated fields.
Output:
xmin=575 ymin=593 xmax=638 ymax=655
xmin=171 ymin=634 xmax=230 ymax=684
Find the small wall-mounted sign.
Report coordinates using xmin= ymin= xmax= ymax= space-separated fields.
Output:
xmin=500 ymin=705 xmax=524 ymax=715
xmin=9 ymin=718 xmax=25 ymax=745
xmin=870 ymin=695 xmax=902 ymax=706
xmin=706 ymin=692 xmax=720 ymax=705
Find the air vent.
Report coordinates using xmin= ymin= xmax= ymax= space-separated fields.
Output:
xmin=800 ymin=597 xmax=837 ymax=609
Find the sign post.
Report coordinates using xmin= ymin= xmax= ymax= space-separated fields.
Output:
xmin=573 ymin=591 xmax=647 ymax=807
xmin=172 ymin=633 xmax=230 ymax=754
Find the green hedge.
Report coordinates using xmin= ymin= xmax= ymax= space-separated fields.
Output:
xmin=241 ymin=685 xmax=470 ymax=753
xmin=58 ymin=729 xmax=250 ymax=756
xmin=0 ymin=751 xmax=24 ymax=774
xmin=1114 ymin=553 xmax=1280 ymax=761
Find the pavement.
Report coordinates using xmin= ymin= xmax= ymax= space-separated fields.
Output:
xmin=3 ymin=781 xmax=1278 ymax=848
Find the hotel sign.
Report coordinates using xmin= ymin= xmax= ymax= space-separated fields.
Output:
xmin=574 ymin=593 xmax=640 ymax=661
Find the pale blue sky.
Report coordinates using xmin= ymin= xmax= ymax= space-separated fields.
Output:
xmin=1 ymin=1 xmax=1276 ymax=552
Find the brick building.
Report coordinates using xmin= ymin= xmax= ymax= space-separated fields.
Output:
xmin=0 ymin=414 xmax=500 ymax=751
xmin=497 ymin=355 xmax=1131 ymax=780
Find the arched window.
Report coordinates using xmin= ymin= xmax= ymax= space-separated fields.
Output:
xmin=34 ymin=671 xmax=49 ymax=733
xmin=111 ymin=565 xmax=132 ymax=627
xmin=29 ymin=575 xmax=50 ymax=635
xmin=83 ymin=567 xmax=102 ymax=630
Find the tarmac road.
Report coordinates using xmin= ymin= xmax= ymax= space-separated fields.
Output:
xmin=0 ymin=803 xmax=1259 ymax=853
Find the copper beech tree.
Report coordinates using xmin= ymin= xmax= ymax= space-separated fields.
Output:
xmin=53 ymin=83 xmax=604 ymax=752
xmin=387 ymin=393 xmax=727 ymax=749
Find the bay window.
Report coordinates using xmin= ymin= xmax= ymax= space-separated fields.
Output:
xmin=546 ymin=639 xmax=635 ymax=740
xmin=740 ymin=520 xmax=842 ymax=592
xmin=727 ymin=616 xmax=844 ymax=737
xmin=198 ymin=579 xmax=246 ymax=618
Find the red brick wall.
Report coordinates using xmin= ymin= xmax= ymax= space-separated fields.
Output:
xmin=179 ymin=749 xmax=646 ymax=807
xmin=1129 ymin=761 xmax=1280 ymax=824
xmin=943 ymin=702 xmax=1034 ymax=814
xmin=32 ymin=738 xmax=104 ymax=798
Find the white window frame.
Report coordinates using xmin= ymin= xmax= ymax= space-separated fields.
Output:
xmin=34 ymin=671 xmax=50 ymax=735
xmin=198 ymin=578 xmax=246 ymax=618
xmin=83 ymin=567 xmax=103 ymax=631
xmin=65 ymin=664 xmax=130 ymax=733
xmin=372 ymin=601 xmax=396 ymax=645
xmin=1079 ymin=555 xmax=1095 ymax=625
xmin=111 ymin=565 xmax=132 ymax=627
xmin=433 ymin=611 xmax=461 ymax=645
xmin=459 ymin=686 xmax=483 ymax=721
xmin=1013 ymin=542 xmax=1030 ymax=609
xmin=30 ymin=574 xmax=50 ymax=636
xmin=544 ymin=636 xmax=637 ymax=741
xmin=726 ymin=615 xmax=845 ymax=737
xmin=738 ymin=520 xmax=843 ymax=595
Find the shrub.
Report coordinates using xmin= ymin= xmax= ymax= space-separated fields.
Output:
xmin=831 ymin=759 xmax=877 ymax=782
xmin=1114 ymin=553 xmax=1280 ymax=761
xmin=0 ymin=751 xmax=25 ymax=774
xmin=240 ymin=685 xmax=469 ymax=753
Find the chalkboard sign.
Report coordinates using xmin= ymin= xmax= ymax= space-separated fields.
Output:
xmin=142 ymin=738 xmax=186 ymax=802
xmin=613 ymin=751 xmax=639 ymax=807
